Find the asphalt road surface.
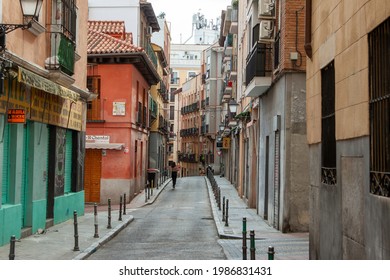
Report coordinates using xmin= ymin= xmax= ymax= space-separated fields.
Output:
xmin=87 ymin=176 xmax=226 ymax=260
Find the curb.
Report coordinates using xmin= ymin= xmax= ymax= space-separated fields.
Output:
xmin=74 ymin=179 xmax=172 ymax=260
xmin=73 ymin=215 xmax=134 ymax=260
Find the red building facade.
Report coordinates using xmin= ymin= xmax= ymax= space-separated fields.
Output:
xmin=85 ymin=21 xmax=159 ymax=204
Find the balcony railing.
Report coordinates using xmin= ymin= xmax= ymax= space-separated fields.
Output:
xmin=245 ymin=42 xmax=273 ymax=85
xmin=45 ymin=29 xmax=75 ymax=76
xmin=179 ymin=127 xmax=199 ymax=137
xmin=181 ymin=101 xmax=200 ymax=115
xmin=178 ymin=153 xmax=198 ymax=163
xmin=145 ymin=42 xmax=157 ymax=68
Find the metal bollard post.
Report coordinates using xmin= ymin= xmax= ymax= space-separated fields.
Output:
xmin=268 ymin=246 xmax=275 ymax=260
xmin=145 ymin=183 xmax=148 ymax=202
xmin=222 ymin=196 xmax=225 ymax=221
xmin=151 ymin=179 xmax=154 ymax=196
xmin=225 ymin=199 xmax=229 ymax=227
xmin=123 ymin=193 xmax=127 ymax=215
xmin=242 ymin=217 xmax=247 ymax=260
xmin=9 ymin=235 xmax=16 ymax=260
xmin=73 ymin=210 xmax=80 ymax=251
xmin=94 ymin=203 xmax=99 ymax=238
xmin=250 ymin=230 xmax=256 ymax=260
xmin=119 ymin=195 xmax=123 ymax=221
xmin=107 ymin=198 xmax=112 ymax=229
xmin=218 ymin=188 xmax=221 ymax=210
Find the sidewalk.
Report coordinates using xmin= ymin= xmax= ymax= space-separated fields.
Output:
xmin=0 ymin=175 xmax=308 ymax=260
xmin=0 ymin=179 xmax=171 ymax=260
xmin=205 ymin=175 xmax=309 ymax=260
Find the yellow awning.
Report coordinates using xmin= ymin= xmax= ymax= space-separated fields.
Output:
xmin=18 ymin=67 xmax=79 ymax=102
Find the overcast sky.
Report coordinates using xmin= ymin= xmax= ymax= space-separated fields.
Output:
xmin=148 ymin=0 xmax=231 ymax=44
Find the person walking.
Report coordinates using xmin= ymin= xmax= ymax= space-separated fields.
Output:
xmin=171 ymin=162 xmax=179 ymax=188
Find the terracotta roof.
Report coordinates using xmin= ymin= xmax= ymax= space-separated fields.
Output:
xmin=88 ymin=20 xmax=126 ymax=36
xmin=87 ymin=29 xmax=143 ymax=55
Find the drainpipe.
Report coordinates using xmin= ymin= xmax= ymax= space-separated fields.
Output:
xmin=304 ymin=0 xmax=312 ymax=59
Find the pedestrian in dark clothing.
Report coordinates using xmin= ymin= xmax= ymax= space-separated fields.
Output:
xmin=171 ymin=162 xmax=179 ymax=188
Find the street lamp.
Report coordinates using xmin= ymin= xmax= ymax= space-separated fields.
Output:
xmin=0 ymin=0 xmax=43 ymax=50
xmin=219 ymin=124 xmax=225 ymax=133
xmin=228 ymin=99 xmax=238 ymax=116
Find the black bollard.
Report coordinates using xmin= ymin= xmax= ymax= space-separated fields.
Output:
xmin=218 ymin=188 xmax=221 ymax=210
xmin=119 ymin=195 xmax=123 ymax=221
xmin=123 ymin=193 xmax=127 ymax=215
xmin=225 ymin=199 xmax=229 ymax=227
xmin=242 ymin=217 xmax=247 ymax=260
xmin=222 ymin=196 xmax=226 ymax=221
xmin=9 ymin=235 xmax=16 ymax=260
xmin=151 ymin=179 xmax=154 ymax=196
xmin=94 ymin=203 xmax=99 ymax=238
xmin=250 ymin=230 xmax=256 ymax=260
xmin=145 ymin=183 xmax=148 ymax=202
xmin=107 ymin=198 xmax=112 ymax=229
xmin=73 ymin=210 xmax=80 ymax=251
xmin=268 ymin=246 xmax=275 ymax=260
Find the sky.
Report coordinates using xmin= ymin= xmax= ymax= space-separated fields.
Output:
xmin=148 ymin=0 xmax=231 ymax=44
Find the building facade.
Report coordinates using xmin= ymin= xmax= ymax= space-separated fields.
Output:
xmin=86 ymin=19 xmax=159 ymax=204
xmin=148 ymin=14 xmax=171 ymax=185
xmin=0 ymin=0 xmax=92 ymax=246
xmin=219 ymin=0 xmax=309 ymax=232
xmin=306 ymin=0 xmax=389 ymax=259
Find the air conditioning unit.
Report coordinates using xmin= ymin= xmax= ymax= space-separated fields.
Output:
xmin=258 ymin=0 xmax=275 ymax=18
xmin=259 ymin=20 xmax=274 ymax=40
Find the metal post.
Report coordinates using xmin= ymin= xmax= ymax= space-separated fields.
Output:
xmin=151 ymin=179 xmax=154 ymax=196
xmin=119 ymin=195 xmax=123 ymax=221
xmin=242 ymin=217 xmax=247 ymax=260
xmin=268 ymin=246 xmax=275 ymax=260
xmin=123 ymin=193 xmax=127 ymax=215
xmin=107 ymin=198 xmax=112 ymax=229
xmin=222 ymin=196 xmax=225 ymax=221
xmin=94 ymin=203 xmax=99 ymax=238
xmin=250 ymin=230 xmax=256 ymax=260
xmin=225 ymin=199 xmax=229 ymax=227
xmin=73 ymin=210 xmax=80 ymax=251
xmin=145 ymin=183 xmax=148 ymax=202
xmin=218 ymin=188 xmax=221 ymax=210
xmin=8 ymin=235 xmax=16 ymax=260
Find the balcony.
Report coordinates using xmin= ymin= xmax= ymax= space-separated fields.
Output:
xmin=230 ymin=8 xmax=238 ymax=34
xmin=179 ymin=127 xmax=199 ymax=137
xmin=223 ymin=6 xmax=232 ymax=36
xmin=244 ymin=42 xmax=272 ymax=98
xmin=224 ymin=34 xmax=233 ymax=56
xmin=45 ymin=27 xmax=76 ymax=84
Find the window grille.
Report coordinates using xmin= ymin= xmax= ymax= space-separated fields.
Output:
xmin=369 ymin=18 xmax=390 ymax=197
xmin=321 ymin=61 xmax=336 ymax=185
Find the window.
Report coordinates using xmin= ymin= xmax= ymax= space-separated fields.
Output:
xmin=170 ymin=88 xmax=176 ymax=102
xmin=321 ymin=61 xmax=336 ymax=185
xmin=86 ymin=76 xmax=101 ymax=121
xmin=188 ymin=71 xmax=196 ymax=80
xmin=169 ymin=106 xmax=175 ymax=120
xmin=171 ymin=72 xmax=179 ymax=85
xmin=369 ymin=18 xmax=390 ymax=197
xmin=53 ymin=0 xmax=77 ymax=42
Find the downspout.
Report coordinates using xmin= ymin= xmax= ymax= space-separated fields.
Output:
xmin=304 ymin=0 xmax=312 ymax=59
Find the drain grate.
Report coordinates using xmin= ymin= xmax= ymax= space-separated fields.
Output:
xmin=201 ymin=217 xmax=214 ymax=220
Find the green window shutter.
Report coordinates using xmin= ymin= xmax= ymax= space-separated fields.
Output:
xmin=64 ymin=130 xmax=73 ymax=194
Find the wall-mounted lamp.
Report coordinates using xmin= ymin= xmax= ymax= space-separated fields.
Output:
xmin=0 ymin=0 xmax=43 ymax=50
xmin=228 ymin=99 xmax=238 ymax=116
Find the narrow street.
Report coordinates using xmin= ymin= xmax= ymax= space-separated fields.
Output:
xmin=87 ymin=176 xmax=226 ymax=260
